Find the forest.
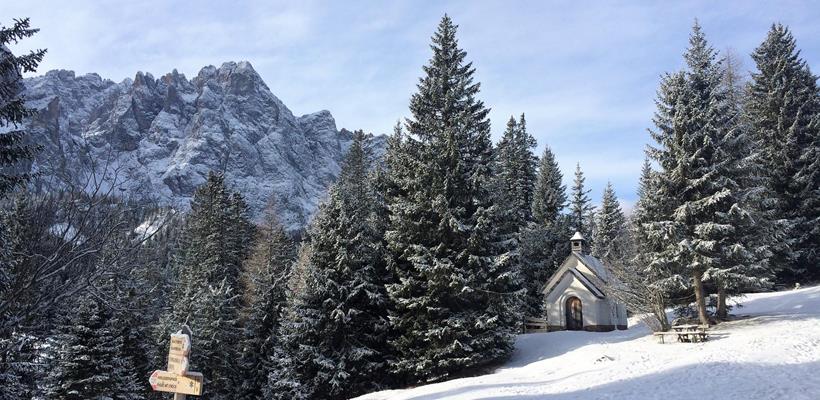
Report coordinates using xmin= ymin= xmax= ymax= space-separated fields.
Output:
xmin=1 ymin=13 xmax=819 ymax=400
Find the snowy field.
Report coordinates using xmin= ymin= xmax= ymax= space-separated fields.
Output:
xmin=357 ymin=286 xmax=820 ymax=400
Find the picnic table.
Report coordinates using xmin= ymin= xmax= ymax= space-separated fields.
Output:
xmin=653 ymin=325 xmax=709 ymax=343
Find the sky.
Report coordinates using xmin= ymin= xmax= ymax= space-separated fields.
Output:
xmin=4 ymin=0 xmax=820 ymax=210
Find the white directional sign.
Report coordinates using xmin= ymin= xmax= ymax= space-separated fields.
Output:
xmin=167 ymin=333 xmax=191 ymax=375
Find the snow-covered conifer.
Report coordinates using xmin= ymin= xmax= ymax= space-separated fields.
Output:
xmin=163 ymin=172 xmax=251 ymax=400
xmin=384 ymin=15 xmax=521 ymax=383
xmin=531 ymin=146 xmax=566 ymax=226
xmin=238 ymin=203 xmax=296 ymax=400
xmin=268 ymin=131 xmax=390 ymax=399
xmin=0 ymin=18 xmax=45 ymax=196
xmin=45 ymin=293 xmax=142 ymax=400
xmin=569 ymin=163 xmax=594 ymax=242
xmin=592 ymin=182 xmax=626 ymax=263
xmin=646 ymin=22 xmax=751 ymax=325
xmin=747 ymin=24 xmax=820 ymax=283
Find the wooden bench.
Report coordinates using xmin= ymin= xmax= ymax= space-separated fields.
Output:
xmin=653 ymin=327 xmax=709 ymax=344
xmin=523 ymin=317 xmax=548 ymax=333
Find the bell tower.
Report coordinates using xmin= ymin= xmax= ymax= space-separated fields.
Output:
xmin=570 ymin=231 xmax=585 ymax=253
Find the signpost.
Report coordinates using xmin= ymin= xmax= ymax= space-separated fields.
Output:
xmin=149 ymin=326 xmax=204 ymax=399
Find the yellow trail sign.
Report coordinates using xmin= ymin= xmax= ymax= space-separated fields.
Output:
xmin=149 ymin=370 xmax=203 ymax=396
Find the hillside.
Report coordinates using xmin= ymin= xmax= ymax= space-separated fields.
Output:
xmin=357 ymin=286 xmax=820 ymax=400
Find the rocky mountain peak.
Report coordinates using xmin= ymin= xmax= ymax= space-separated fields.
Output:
xmin=21 ymin=61 xmax=384 ymax=232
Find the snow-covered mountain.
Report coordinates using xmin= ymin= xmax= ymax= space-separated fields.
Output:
xmin=21 ymin=61 xmax=384 ymax=231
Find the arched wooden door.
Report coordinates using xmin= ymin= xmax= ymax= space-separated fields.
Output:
xmin=565 ymin=297 xmax=583 ymax=330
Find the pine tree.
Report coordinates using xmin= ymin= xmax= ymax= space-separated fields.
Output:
xmin=269 ymin=131 xmax=390 ymax=399
xmin=747 ymin=24 xmax=820 ymax=283
xmin=0 ymin=24 xmax=45 ymax=391
xmin=163 ymin=172 xmax=251 ymax=400
xmin=266 ymin=243 xmax=314 ymax=399
xmin=238 ymin=203 xmax=297 ymax=400
xmin=592 ymin=182 xmax=626 ymax=263
xmin=569 ymin=163 xmax=594 ymax=241
xmin=518 ymin=215 xmax=572 ymax=318
xmin=0 ymin=18 xmax=45 ymax=196
xmin=704 ymin=47 xmax=773 ymax=318
xmin=531 ymin=145 xmax=566 ymax=226
xmin=0 ymin=334 xmax=37 ymax=400
xmin=45 ymin=293 xmax=142 ymax=400
xmin=647 ymin=22 xmax=744 ymax=325
xmin=493 ymin=114 xmax=538 ymax=318
xmin=495 ymin=114 xmax=538 ymax=230
xmin=384 ymin=15 xmax=521 ymax=383
xmin=519 ymin=145 xmax=571 ymax=317
xmin=606 ymin=159 xmax=677 ymax=331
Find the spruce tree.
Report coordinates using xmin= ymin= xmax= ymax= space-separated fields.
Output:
xmin=385 ymin=15 xmax=520 ymax=383
xmin=0 ymin=18 xmax=45 ymax=196
xmin=704 ymin=47 xmax=773 ymax=318
xmin=519 ymin=145 xmax=571 ymax=317
xmin=531 ymin=145 xmax=566 ymax=226
xmin=238 ymin=203 xmax=296 ymax=400
xmin=269 ymin=131 xmax=389 ymax=399
xmin=0 ymin=334 xmax=37 ymax=400
xmin=45 ymin=293 xmax=142 ymax=400
xmin=0 ymin=24 xmax=44 ymax=386
xmin=569 ymin=163 xmax=594 ymax=241
xmin=747 ymin=24 xmax=820 ymax=283
xmin=163 ymin=172 xmax=251 ymax=400
xmin=647 ymin=22 xmax=744 ymax=325
xmin=495 ymin=114 xmax=538 ymax=230
xmin=592 ymin=182 xmax=626 ymax=263
xmin=629 ymin=159 xmax=676 ymax=330
xmin=518 ymin=215 xmax=572 ymax=318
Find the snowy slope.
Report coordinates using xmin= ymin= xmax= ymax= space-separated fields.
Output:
xmin=357 ymin=286 xmax=820 ymax=400
xmin=20 ymin=63 xmax=385 ymax=232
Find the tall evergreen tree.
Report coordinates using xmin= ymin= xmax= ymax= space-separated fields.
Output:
xmin=269 ymin=131 xmax=390 ymax=399
xmin=531 ymin=145 xmax=566 ymax=226
xmin=629 ymin=159 xmax=677 ymax=330
xmin=518 ymin=215 xmax=572 ymax=318
xmin=163 ymin=172 xmax=252 ymax=400
xmin=0 ymin=18 xmax=45 ymax=196
xmin=238 ymin=203 xmax=296 ymax=400
xmin=746 ymin=24 xmax=820 ymax=283
xmin=519 ymin=145 xmax=571 ymax=317
xmin=495 ymin=114 xmax=538 ymax=230
xmin=647 ymin=22 xmax=751 ymax=325
xmin=45 ymin=293 xmax=142 ymax=400
xmin=592 ymin=182 xmax=626 ymax=263
xmin=385 ymin=15 xmax=521 ymax=383
xmin=703 ymin=47 xmax=773 ymax=318
xmin=569 ymin=163 xmax=594 ymax=241
xmin=0 ymin=23 xmax=45 ymax=394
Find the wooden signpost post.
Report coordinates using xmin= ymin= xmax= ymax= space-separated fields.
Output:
xmin=149 ymin=326 xmax=204 ymax=399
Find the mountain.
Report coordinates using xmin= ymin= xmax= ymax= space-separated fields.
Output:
xmin=20 ymin=61 xmax=384 ymax=232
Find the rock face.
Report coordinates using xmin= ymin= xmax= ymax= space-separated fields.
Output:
xmin=22 ymin=61 xmax=383 ymax=231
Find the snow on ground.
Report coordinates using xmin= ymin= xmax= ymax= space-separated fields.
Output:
xmin=356 ymin=286 xmax=820 ymax=400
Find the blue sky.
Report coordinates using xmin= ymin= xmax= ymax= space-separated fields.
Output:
xmin=4 ymin=0 xmax=820 ymax=210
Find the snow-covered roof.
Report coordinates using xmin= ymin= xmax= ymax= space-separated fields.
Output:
xmin=576 ymin=253 xmax=609 ymax=281
xmin=541 ymin=252 xmax=609 ymax=298
xmin=570 ymin=231 xmax=585 ymax=241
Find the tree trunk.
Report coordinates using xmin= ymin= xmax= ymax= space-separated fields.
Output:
xmin=654 ymin=305 xmax=671 ymax=332
xmin=692 ymin=270 xmax=710 ymax=326
xmin=716 ymin=283 xmax=728 ymax=320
